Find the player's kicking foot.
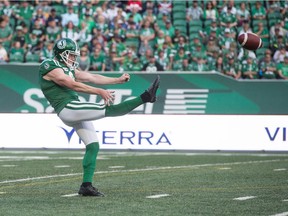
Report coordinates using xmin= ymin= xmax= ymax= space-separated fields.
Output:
xmin=141 ymin=75 xmax=160 ymax=103
xmin=78 ymin=184 xmax=105 ymax=197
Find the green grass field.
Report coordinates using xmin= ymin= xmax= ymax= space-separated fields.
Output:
xmin=0 ymin=150 xmax=287 ymax=216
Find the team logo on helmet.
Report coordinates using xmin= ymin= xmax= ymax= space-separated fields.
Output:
xmin=57 ymin=39 xmax=67 ymax=49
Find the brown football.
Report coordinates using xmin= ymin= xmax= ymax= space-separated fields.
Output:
xmin=237 ymin=32 xmax=263 ymax=51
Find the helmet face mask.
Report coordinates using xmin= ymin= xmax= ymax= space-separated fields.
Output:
xmin=53 ymin=38 xmax=80 ymax=69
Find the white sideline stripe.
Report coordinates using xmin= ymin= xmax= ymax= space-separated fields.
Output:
xmin=1 ymin=165 xmax=17 ymax=167
xmin=0 ymin=159 xmax=282 ymax=185
xmin=269 ymin=212 xmax=288 ymax=216
xmin=273 ymin=168 xmax=287 ymax=171
xmin=61 ymin=193 xmax=78 ymax=197
xmin=146 ymin=194 xmax=170 ymax=199
xmin=217 ymin=167 xmax=231 ymax=170
xmin=167 ymin=89 xmax=209 ymax=93
xmin=233 ymin=196 xmax=256 ymax=201
xmin=54 ymin=165 xmax=70 ymax=168
xmin=109 ymin=166 xmax=125 ymax=169
xmin=0 ymin=192 xmax=6 ymax=194
xmin=283 ymin=199 xmax=288 ymax=202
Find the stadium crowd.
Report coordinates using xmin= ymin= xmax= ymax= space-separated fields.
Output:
xmin=0 ymin=0 xmax=288 ymax=79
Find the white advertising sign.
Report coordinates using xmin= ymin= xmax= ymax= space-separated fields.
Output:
xmin=0 ymin=114 xmax=287 ymax=151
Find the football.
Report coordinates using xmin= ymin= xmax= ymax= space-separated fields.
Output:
xmin=237 ymin=32 xmax=263 ymax=51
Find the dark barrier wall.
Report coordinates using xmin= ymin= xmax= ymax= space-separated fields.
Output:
xmin=1 ymin=64 xmax=288 ymax=114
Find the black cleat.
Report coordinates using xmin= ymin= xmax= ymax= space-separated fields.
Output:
xmin=78 ymin=185 xmax=105 ymax=197
xmin=141 ymin=75 xmax=160 ymax=103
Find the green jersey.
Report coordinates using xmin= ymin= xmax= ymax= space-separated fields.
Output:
xmin=39 ymin=59 xmax=79 ymax=113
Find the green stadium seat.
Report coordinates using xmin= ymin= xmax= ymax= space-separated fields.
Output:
xmin=189 ymin=19 xmax=202 ymax=27
xmin=25 ymin=52 xmax=40 ymax=63
xmin=9 ymin=53 xmax=24 ymax=63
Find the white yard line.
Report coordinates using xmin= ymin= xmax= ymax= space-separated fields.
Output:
xmin=269 ymin=212 xmax=288 ymax=216
xmin=61 ymin=193 xmax=79 ymax=197
xmin=146 ymin=194 xmax=170 ymax=199
xmin=54 ymin=165 xmax=71 ymax=168
xmin=273 ymin=168 xmax=287 ymax=171
xmin=0 ymin=159 xmax=282 ymax=185
xmin=233 ymin=196 xmax=256 ymax=201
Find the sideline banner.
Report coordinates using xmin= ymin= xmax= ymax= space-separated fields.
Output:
xmin=0 ymin=114 xmax=287 ymax=151
xmin=1 ymin=64 xmax=288 ymax=114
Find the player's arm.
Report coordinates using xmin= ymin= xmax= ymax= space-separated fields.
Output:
xmin=74 ymin=69 xmax=130 ymax=85
xmin=43 ymin=68 xmax=115 ymax=105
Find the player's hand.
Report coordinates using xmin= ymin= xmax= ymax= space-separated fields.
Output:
xmin=100 ymin=89 xmax=115 ymax=106
xmin=118 ymin=73 xmax=130 ymax=83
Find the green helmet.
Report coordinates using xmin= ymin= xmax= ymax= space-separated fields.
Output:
xmin=53 ymin=38 xmax=80 ymax=69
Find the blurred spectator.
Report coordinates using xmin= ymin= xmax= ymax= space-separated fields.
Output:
xmin=156 ymin=13 xmax=171 ymax=30
xmin=277 ymin=56 xmax=288 ymax=79
xmin=125 ymin=5 xmax=143 ymax=27
xmin=186 ymin=0 xmax=203 ymax=21
xmin=30 ymin=19 xmax=46 ymax=42
xmin=203 ymin=1 xmax=218 ymax=21
xmin=40 ymin=41 xmax=54 ymax=61
xmin=79 ymin=0 xmax=96 ymax=20
xmin=61 ymin=6 xmax=79 ymax=27
xmin=80 ymin=12 xmax=96 ymax=33
xmin=0 ymin=16 xmax=13 ymax=49
xmin=32 ymin=8 xmax=47 ymax=27
xmin=154 ymin=30 xmax=165 ymax=51
xmin=219 ymin=28 xmax=235 ymax=50
xmin=94 ymin=15 xmax=109 ymax=36
xmin=90 ymin=47 xmax=106 ymax=71
xmin=238 ymin=20 xmax=252 ymax=35
xmin=0 ymin=42 xmax=8 ymax=63
xmin=273 ymin=45 xmax=288 ymax=63
xmin=174 ymin=36 xmax=189 ymax=53
xmin=127 ymin=0 xmax=142 ymax=11
xmin=111 ymin=8 xmax=126 ymax=27
xmin=78 ymin=47 xmax=91 ymax=71
xmin=142 ymin=55 xmax=164 ymax=72
xmin=270 ymin=20 xmax=287 ymax=38
xmin=172 ymin=47 xmax=188 ymax=71
xmin=125 ymin=21 xmax=140 ymax=48
xmin=127 ymin=56 xmax=143 ymax=71
xmin=158 ymin=0 xmax=172 ymax=15
xmin=236 ymin=2 xmax=250 ymax=26
xmin=221 ymin=0 xmax=237 ymax=15
xmin=61 ymin=21 xmax=79 ymax=41
xmin=46 ymin=8 xmax=62 ymax=27
xmin=270 ymin=34 xmax=286 ymax=53
xmin=266 ymin=0 xmax=282 ymax=14
xmin=255 ymin=22 xmax=269 ymax=41
xmin=155 ymin=49 xmax=170 ymax=70
xmin=161 ymin=20 xmax=175 ymax=38
xmin=14 ymin=2 xmax=34 ymax=28
xmin=35 ymin=1 xmax=51 ymax=19
xmin=222 ymin=55 xmax=241 ymax=79
xmin=200 ymin=19 xmax=220 ymax=41
xmin=259 ymin=54 xmax=277 ymax=79
xmin=258 ymin=48 xmax=272 ymax=66
xmin=241 ymin=56 xmax=259 ymax=79
xmin=220 ymin=6 xmax=237 ymax=29
xmin=191 ymin=56 xmax=210 ymax=72
xmin=251 ymin=1 xmax=266 ymax=21
xmin=139 ymin=20 xmax=155 ymax=51
xmin=12 ymin=26 xmax=28 ymax=49
xmin=143 ymin=7 xmax=156 ymax=24
xmin=238 ymin=48 xmax=256 ymax=61
xmin=78 ymin=21 xmax=93 ymax=47
xmin=106 ymin=1 xmax=119 ymax=22
xmin=10 ymin=41 xmax=25 ymax=56
xmin=27 ymin=33 xmax=39 ymax=51
xmin=46 ymin=19 xmax=61 ymax=42
xmin=1 ymin=0 xmax=15 ymax=18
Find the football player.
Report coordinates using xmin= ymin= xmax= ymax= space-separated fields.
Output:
xmin=39 ymin=38 xmax=160 ymax=196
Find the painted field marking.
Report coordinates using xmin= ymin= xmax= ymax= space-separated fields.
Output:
xmin=0 ymin=192 xmax=6 ymax=194
xmin=146 ymin=194 xmax=170 ymax=199
xmin=273 ymin=168 xmax=287 ymax=171
xmin=283 ymin=199 xmax=288 ymax=202
xmin=1 ymin=165 xmax=17 ymax=167
xmin=61 ymin=193 xmax=78 ymax=197
xmin=108 ymin=166 xmax=125 ymax=169
xmin=0 ymin=159 xmax=283 ymax=185
xmin=233 ymin=196 xmax=256 ymax=201
xmin=217 ymin=167 xmax=231 ymax=170
xmin=269 ymin=212 xmax=288 ymax=216
xmin=54 ymin=165 xmax=70 ymax=168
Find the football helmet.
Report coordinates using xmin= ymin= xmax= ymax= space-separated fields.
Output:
xmin=53 ymin=38 xmax=80 ymax=69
